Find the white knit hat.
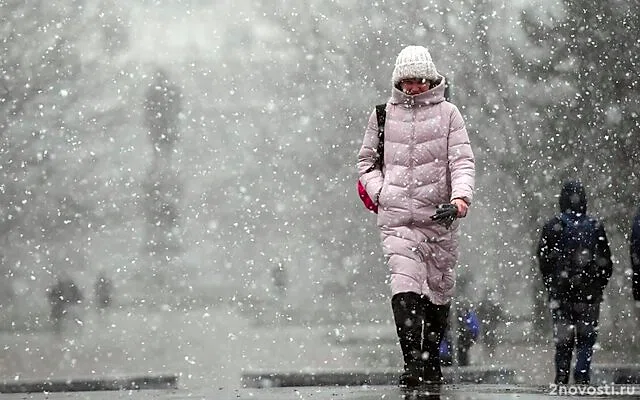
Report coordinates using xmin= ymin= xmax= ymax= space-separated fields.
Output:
xmin=392 ymin=45 xmax=439 ymax=86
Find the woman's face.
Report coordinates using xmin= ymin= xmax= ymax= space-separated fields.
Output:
xmin=400 ymin=78 xmax=430 ymax=95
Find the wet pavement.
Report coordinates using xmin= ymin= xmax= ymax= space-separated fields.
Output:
xmin=1 ymin=384 xmax=640 ymax=399
xmin=3 ymin=306 xmax=640 ymax=398
xmin=240 ymin=366 xmax=516 ymax=387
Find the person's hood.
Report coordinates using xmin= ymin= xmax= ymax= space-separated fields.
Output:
xmin=559 ymin=180 xmax=587 ymax=214
xmin=389 ymin=75 xmax=446 ymax=106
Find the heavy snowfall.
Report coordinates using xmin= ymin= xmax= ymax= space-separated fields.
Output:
xmin=1 ymin=0 xmax=638 ymax=394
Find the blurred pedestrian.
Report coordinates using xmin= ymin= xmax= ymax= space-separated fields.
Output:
xmin=47 ymin=274 xmax=83 ymax=334
xmin=455 ymin=300 xmax=480 ymax=366
xmin=477 ymin=291 xmax=504 ymax=356
xmin=439 ymin=299 xmax=480 ymax=366
xmin=271 ymin=261 xmax=287 ymax=299
xmin=357 ymin=45 xmax=475 ymax=386
xmin=94 ymin=272 xmax=114 ymax=310
xmin=537 ymin=180 xmax=613 ymax=385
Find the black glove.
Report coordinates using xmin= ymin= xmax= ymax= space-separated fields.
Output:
xmin=430 ymin=204 xmax=458 ymax=229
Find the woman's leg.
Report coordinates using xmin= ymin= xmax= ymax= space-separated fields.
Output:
xmin=422 ymin=298 xmax=451 ymax=383
xmin=392 ymin=292 xmax=424 ymax=386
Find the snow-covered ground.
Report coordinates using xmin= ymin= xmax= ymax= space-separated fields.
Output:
xmin=2 ymin=303 xmax=635 ymax=391
xmin=1 ymin=305 xmax=364 ymax=391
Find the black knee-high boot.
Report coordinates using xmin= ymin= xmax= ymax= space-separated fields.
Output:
xmin=421 ymin=299 xmax=450 ymax=384
xmin=392 ymin=292 xmax=424 ymax=387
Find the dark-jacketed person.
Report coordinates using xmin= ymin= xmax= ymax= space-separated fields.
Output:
xmin=537 ymin=180 xmax=612 ymax=385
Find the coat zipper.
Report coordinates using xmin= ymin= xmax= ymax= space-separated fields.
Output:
xmin=409 ymin=99 xmax=416 ymax=220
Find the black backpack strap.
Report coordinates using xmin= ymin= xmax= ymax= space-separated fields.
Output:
xmin=375 ymin=104 xmax=386 ymax=138
xmin=443 ymin=75 xmax=451 ymax=102
xmin=374 ymin=104 xmax=386 ymax=169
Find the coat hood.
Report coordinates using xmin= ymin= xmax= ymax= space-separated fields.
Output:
xmin=559 ymin=180 xmax=587 ymax=214
xmin=390 ymin=75 xmax=446 ymax=106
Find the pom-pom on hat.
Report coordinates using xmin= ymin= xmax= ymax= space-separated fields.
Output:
xmin=392 ymin=45 xmax=439 ymax=86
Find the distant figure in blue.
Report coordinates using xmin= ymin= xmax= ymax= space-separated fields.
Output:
xmin=537 ymin=180 xmax=613 ymax=385
xmin=440 ymin=300 xmax=480 ymax=366
xmin=631 ymin=206 xmax=640 ymax=304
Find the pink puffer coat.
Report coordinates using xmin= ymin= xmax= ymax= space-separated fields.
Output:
xmin=357 ymin=77 xmax=475 ymax=305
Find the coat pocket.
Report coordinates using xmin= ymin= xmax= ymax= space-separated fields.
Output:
xmin=427 ymin=271 xmax=455 ymax=292
xmin=439 ymin=272 xmax=455 ymax=291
